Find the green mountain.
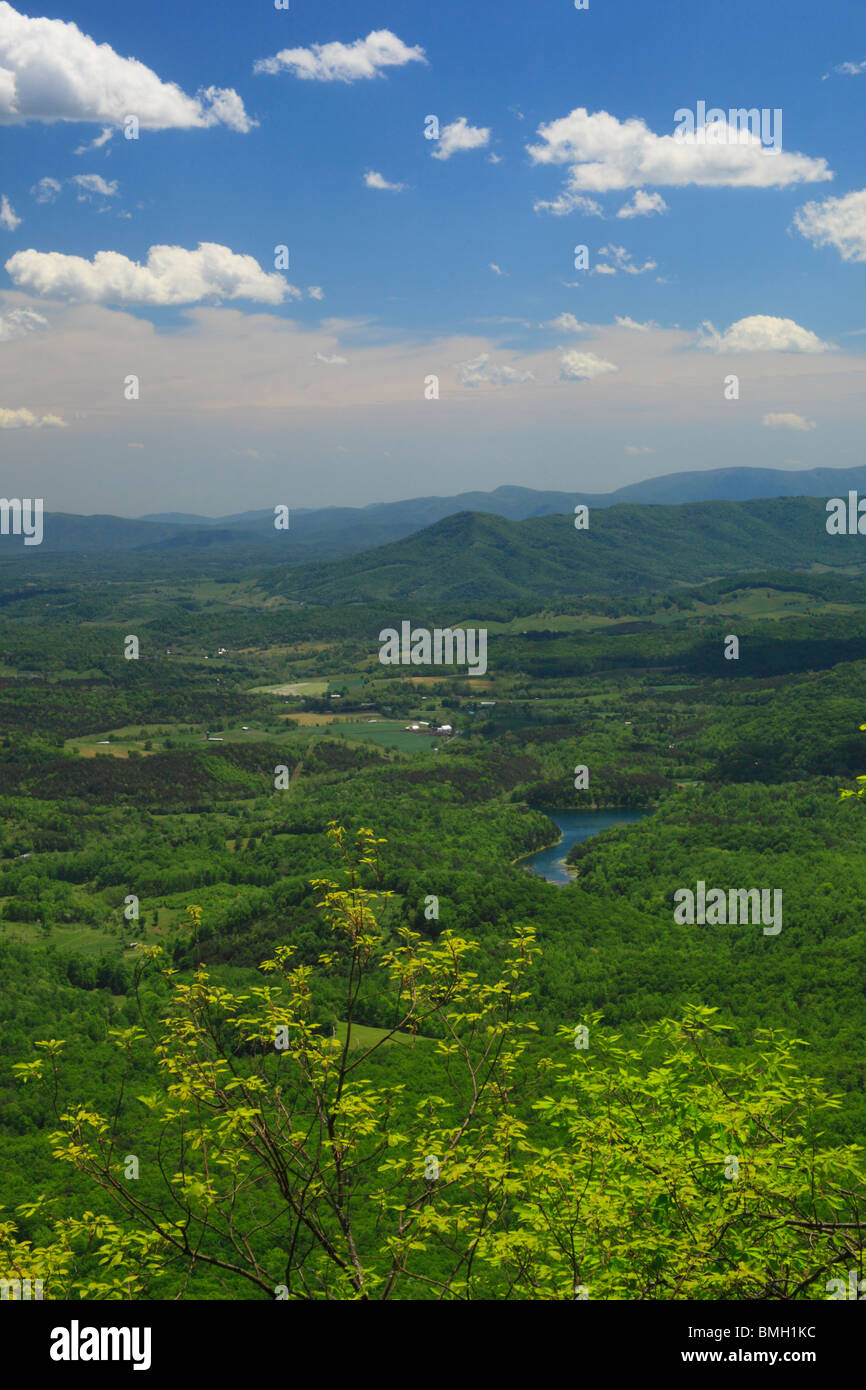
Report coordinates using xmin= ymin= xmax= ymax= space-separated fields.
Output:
xmin=271 ymin=497 xmax=860 ymax=609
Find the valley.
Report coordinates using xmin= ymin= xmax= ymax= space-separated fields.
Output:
xmin=2 ymin=489 xmax=866 ymax=1300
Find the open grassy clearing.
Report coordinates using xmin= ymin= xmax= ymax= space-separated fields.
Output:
xmin=249 ymin=679 xmax=329 ymax=696
xmin=333 ymin=1021 xmax=430 ymax=1051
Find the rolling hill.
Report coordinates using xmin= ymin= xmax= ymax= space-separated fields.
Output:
xmin=268 ymin=497 xmax=862 ymax=610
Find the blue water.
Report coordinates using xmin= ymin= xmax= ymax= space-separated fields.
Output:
xmin=522 ymin=807 xmax=648 ymax=885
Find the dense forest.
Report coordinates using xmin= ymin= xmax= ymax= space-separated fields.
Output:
xmin=1 ymin=496 xmax=865 ymax=1300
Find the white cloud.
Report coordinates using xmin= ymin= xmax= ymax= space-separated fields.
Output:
xmin=616 ymin=315 xmax=655 ymax=330
xmin=0 ymin=305 xmax=46 ymax=341
xmin=0 ymin=405 xmax=65 ymax=428
xmin=550 ymin=312 xmax=585 ymax=332
xmin=832 ymin=59 xmax=866 ymax=76
xmin=199 ymin=87 xmax=252 ymax=133
xmin=762 ymin=411 xmax=816 ymax=431
xmin=794 ymin=188 xmax=866 ymax=263
xmin=31 ymin=173 xmax=119 ymax=206
xmin=31 ymin=176 xmax=61 ymax=203
xmin=617 ymin=189 xmax=668 ymax=219
xmin=306 ymin=286 xmax=324 ymax=300
xmin=533 ymin=190 xmax=602 ymax=217
xmin=364 ymin=170 xmax=405 ymax=191
xmin=489 ymin=262 xmax=504 ymax=276
xmin=527 ymin=107 xmax=831 ymax=192
xmin=559 ymin=350 xmax=619 ymax=381
xmin=625 ymin=444 xmax=655 ymax=454
xmin=596 ymin=244 xmax=657 ymax=276
xmin=456 ymin=352 xmax=534 ymax=387
xmin=0 ymin=2 xmax=254 ymax=131
xmin=254 ymin=30 xmax=425 ymax=82
xmin=313 ymin=351 xmax=347 ymax=365
xmin=431 ymin=117 xmax=490 ymax=161
xmin=74 ymin=126 xmax=113 ymax=155
xmin=6 ymin=242 xmax=299 ymax=306
xmin=698 ymin=315 xmax=832 ymax=353
xmin=0 ymin=193 xmax=20 ymax=229
xmin=71 ymin=173 xmax=118 ymax=200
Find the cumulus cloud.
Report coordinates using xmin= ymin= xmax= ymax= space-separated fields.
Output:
xmin=364 ymin=170 xmax=405 ymax=191
xmin=0 ymin=193 xmax=19 ymax=229
xmin=762 ymin=411 xmax=816 ymax=431
xmin=74 ymin=126 xmax=113 ymax=155
xmin=431 ymin=117 xmax=490 ymax=161
xmin=306 ymin=286 xmax=324 ymax=300
xmin=617 ymin=189 xmax=668 ymax=218
xmin=559 ymin=350 xmax=619 ymax=381
xmin=31 ymin=173 xmax=118 ymax=205
xmin=455 ymin=352 xmax=534 ymax=386
xmin=550 ymin=312 xmax=585 ymax=332
xmin=0 ymin=2 xmax=254 ymax=131
xmin=698 ymin=315 xmax=832 ymax=353
xmin=794 ymin=188 xmax=866 ymax=263
xmin=31 ymin=176 xmax=61 ymax=203
xmin=198 ymin=86 xmax=252 ymax=133
xmin=596 ymin=244 xmax=657 ymax=275
xmin=616 ymin=315 xmax=655 ymax=330
xmin=254 ymin=30 xmax=425 ymax=82
xmin=0 ymin=404 xmax=65 ymax=428
xmin=533 ymin=190 xmax=602 ymax=217
xmin=827 ymin=58 xmax=866 ymax=77
xmin=0 ymin=305 xmax=46 ymax=340
xmin=5 ymin=242 xmax=299 ymax=306
xmin=527 ymin=107 xmax=831 ymax=192
xmin=70 ymin=173 xmax=118 ymax=200
xmin=489 ymin=262 xmax=504 ymax=276
xmin=313 ymin=351 xmax=347 ymax=365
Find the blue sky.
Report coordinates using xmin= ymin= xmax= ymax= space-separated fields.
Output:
xmin=0 ymin=0 xmax=864 ymax=514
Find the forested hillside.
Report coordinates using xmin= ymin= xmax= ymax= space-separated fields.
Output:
xmin=1 ymin=493 xmax=865 ymax=1300
xmin=269 ymin=498 xmax=866 ymax=607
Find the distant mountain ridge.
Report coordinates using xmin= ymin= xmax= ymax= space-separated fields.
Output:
xmin=140 ymin=464 xmax=866 ymax=530
xmin=4 ymin=463 xmax=866 ymax=556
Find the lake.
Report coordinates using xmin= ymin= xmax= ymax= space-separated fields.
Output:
xmin=522 ymin=807 xmax=648 ymax=885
